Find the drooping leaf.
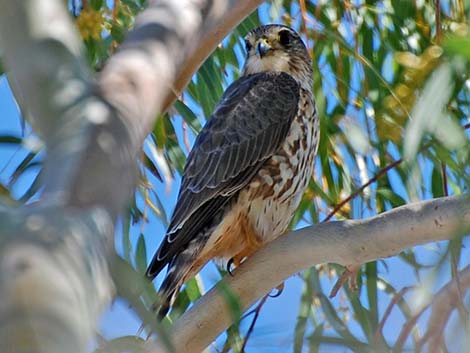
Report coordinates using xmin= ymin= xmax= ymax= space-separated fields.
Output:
xmin=135 ymin=233 xmax=147 ymax=275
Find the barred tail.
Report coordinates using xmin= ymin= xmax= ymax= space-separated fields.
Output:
xmin=154 ymin=237 xmax=206 ymax=319
xmin=156 ymin=273 xmax=181 ymax=320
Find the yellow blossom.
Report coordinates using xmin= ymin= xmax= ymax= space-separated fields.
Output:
xmin=76 ymin=8 xmax=105 ymax=40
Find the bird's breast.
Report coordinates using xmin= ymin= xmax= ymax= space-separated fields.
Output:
xmin=200 ymin=90 xmax=319 ymax=266
xmin=242 ymin=89 xmax=319 ymax=242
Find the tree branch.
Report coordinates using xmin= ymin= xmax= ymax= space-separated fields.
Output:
xmin=0 ymin=1 xmax=261 ymax=352
xmin=100 ymin=0 xmax=263 ymax=151
xmin=150 ymin=195 xmax=470 ymax=353
xmin=419 ymin=265 xmax=470 ymax=353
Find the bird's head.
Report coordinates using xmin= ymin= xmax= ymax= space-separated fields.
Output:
xmin=242 ymin=25 xmax=312 ymax=88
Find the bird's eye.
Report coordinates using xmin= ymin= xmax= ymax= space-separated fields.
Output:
xmin=244 ymin=39 xmax=252 ymax=52
xmin=278 ymin=30 xmax=292 ymax=46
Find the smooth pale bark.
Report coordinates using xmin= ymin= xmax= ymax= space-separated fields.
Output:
xmin=0 ymin=1 xmax=261 ymax=353
xmin=150 ymin=195 xmax=470 ymax=353
xmin=0 ymin=1 xmax=468 ymax=353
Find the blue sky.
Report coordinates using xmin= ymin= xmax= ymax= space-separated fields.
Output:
xmin=2 ymin=2 xmax=470 ymax=352
xmin=3 ymin=55 xmax=469 ymax=353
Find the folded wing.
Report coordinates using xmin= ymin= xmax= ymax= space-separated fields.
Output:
xmin=146 ymin=72 xmax=300 ymax=278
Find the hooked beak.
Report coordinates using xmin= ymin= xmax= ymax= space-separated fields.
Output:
xmin=256 ymin=38 xmax=271 ymax=58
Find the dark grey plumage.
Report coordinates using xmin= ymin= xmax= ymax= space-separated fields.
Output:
xmin=146 ymin=24 xmax=316 ymax=320
xmin=147 ymin=74 xmax=299 ymax=272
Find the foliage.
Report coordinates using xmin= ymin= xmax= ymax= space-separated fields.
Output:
xmin=1 ymin=0 xmax=470 ymax=352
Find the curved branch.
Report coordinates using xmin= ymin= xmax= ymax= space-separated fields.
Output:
xmin=0 ymin=1 xmax=260 ymax=353
xmin=100 ymin=0 xmax=263 ymax=150
xmin=148 ymin=195 xmax=470 ymax=353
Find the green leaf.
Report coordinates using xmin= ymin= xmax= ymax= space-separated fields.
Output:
xmin=376 ymin=188 xmax=406 ymax=208
xmin=174 ymin=100 xmax=202 ymax=134
xmin=223 ymin=324 xmax=244 ymax=353
xmin=307 ymin=324 xmax=325 ymax=353
xmin=135 ymin=233 xmax=147 ymax=275
xmin=431 ymin=164 xmax=444 ymax=197
xmin=294 ymin=270 xmax=313 ymax=353
xmin=9 ymin=152 xmax=39 ymax=187
xmin=143 ymin=153 xmax=163 ymax=182
xmin=184 ymin=276 xmax=202 ymax=302
xmin=404 ymin=64 xmax=453 ymax=160
xmin=153 ymin=116 xmax=167 ymax=148
xmin=166 ymin=139 xmax=186 ymax=174
xmin=444 ymin=35 xmax=470 ymax=59
xmin=0 ymin=135 xmax=22 ymax=144
xmin=121 ymin=210 xmax=132 ymax=262
xmin=121 ymin=0 xmax=144 ymax=14
xmin=110 ymin=257 xmax=169 ymax=351
xmin=149 ymin=189 xmax=169 ymax=228
xmin=365 ymin=262 xmax=379 ymax=338
xmin=110 ymin=22 xmax=127 ymax=43
xmin=90 ymin=0 xmax=104 ymax=10
xmin=217 ymin=281 xmax=242 ymax=324
xmin=310 ymin=270 xmax=357 ymax=342
xmin=170 ymin=288 xmax=191 ymax=321
xmin=169 ymin=275 xmax=202 ymax=320
xmin=19 ymin=170 xmax=42 ymax=202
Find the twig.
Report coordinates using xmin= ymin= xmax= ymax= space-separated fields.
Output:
xmin=441 ymin=163 xmax=448 ymax=196
xmin=112 ymin=0 xmax=119 ymax=22
xmin=394 ymin=266 xmax=470 ymax=353
xmin=375 ymin=286 xmax=413 ymax=342
xmin=393 ymin=301 xmax=428 ymax=353
xmin=182 ymin=121 xmax=191 ymax=154
xmin=322 ymin=158 xmax=403 ymax=222
xmin=450 ymin=246 xmax=467 ymax=320
xmin=147 ymin=195 xmax=470 ymax=353
xmin=321 ymin=122 xmax=470 ymax=224
xmin=435 ymin=0 xmax=441 ymax=43
xmin=240 ymin=294 xmax=269 ymax=352
xmin=328 ymin=265 xmax=359 ymax=298
xmin=298 ymin=0 xmax=310 ymax=54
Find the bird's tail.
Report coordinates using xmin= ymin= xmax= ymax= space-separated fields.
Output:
xmin=153 ymin=242 xmax=203 ymax=320
xmin=155 ymin=270 xmax=182 ymax=320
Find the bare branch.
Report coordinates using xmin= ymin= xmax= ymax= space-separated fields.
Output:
xmin=151 ymin=195 xmax=470 ymax=353
xmin=375 ymin=286 xmax=414 ymax=343
xmin=419 ymin=266 xmax=470 ymax=353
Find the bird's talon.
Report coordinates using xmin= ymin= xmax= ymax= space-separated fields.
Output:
xmin=226 ymin=258 xmax=235 ymax=276
xmin=269 ymin=282 xmax=285 ymax=298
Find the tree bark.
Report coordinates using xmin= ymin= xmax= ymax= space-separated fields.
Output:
xmin=0 ymin=1 xmax=261 ymax=353
xmin=1 ymin=2 xmax=469 ymax=353
xmin=153 ymin=195 xmax=470 ymax=353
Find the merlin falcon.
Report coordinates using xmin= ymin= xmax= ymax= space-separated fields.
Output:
xmin=146 ymin=24 xmax=319 ymax=318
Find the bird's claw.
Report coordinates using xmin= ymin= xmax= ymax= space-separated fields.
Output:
xmin=226 ymin=258 xmax=235 ymax=276
xmin=269 ymin=282 xmax=285 ymax=298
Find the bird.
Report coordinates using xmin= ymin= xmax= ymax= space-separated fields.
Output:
xmin=146 ymin=24 xmax=319 ymax=319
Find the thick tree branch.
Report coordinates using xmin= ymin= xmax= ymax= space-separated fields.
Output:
xmin=150 ymin=195 xmax=470 ymax=353
xmin=100 ymin=0 xmax=263 ymax=151
xmin=0 ymin=1 xmax=260 ymax=353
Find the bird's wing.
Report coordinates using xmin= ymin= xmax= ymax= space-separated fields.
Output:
xmin=146 ymin=72 xmax=300 ymax=278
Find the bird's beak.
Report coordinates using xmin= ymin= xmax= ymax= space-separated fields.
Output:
xmin=256 ymin=38 xmax=271 ymax=58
